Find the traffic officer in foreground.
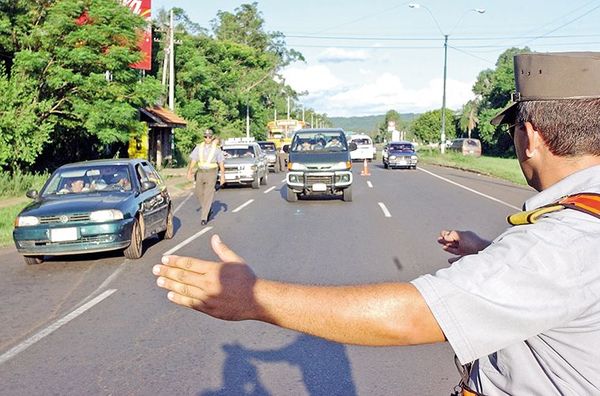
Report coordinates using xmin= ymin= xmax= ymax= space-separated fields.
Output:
xmin=156 ymin=52 xmax=600 ymax=395
xmin=186 ymin=129 xmax=225 ymax=225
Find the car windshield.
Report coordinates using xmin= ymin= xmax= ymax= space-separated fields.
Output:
xmin=223 ymin=147 xmax=255 ymax=158
xmin=291 ymin=132 xmax=347 ymax=152
xmin=42 ymin=164 xmax=132 ymax=196
xmin=389 ymin=144 xmax=414 ymax=152
xmin=466 ymin=139 xmax=480 ymax=147
xmin=259 ymin=143 xmax=276 ymax=151
xmin=352 ymin=138 xmax=371 ymax=145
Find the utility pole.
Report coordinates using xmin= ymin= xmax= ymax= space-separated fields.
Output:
xmin=441 ymin=34 xmax=448 ymax=154
xmin=246 ymin=103 xmax=250 ymax=138
xmin=168 ymin=9 xmax=175 ymax=111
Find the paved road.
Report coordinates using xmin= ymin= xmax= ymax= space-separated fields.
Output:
xmin=0 ymin=163 xmax=535 ymax=395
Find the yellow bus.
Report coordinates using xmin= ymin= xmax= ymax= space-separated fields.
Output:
xmin=266 ymin=119 xmax=306 ymax=149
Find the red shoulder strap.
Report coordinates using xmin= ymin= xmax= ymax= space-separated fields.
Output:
xmin=558 ymin=193 xmax=600 ymax=220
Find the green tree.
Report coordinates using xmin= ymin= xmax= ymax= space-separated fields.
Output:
xmin=411 ymin=109 xmax=457 ymax=144
xmin=0 ymin=0 xmax=161 ymax=172
xmin=458 ymin=100 xmax=479 ymax=138
xmin=472 ymin=47 xmax=530 ymax=153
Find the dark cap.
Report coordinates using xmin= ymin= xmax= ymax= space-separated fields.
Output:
xmin=491 ymin=52 xmax=600 ymax=126
xmin=203 ymin=129 xmax=214 ymax=137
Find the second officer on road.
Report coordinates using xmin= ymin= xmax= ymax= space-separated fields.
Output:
xmin=187 ymin=129 xmax=225 ymax=225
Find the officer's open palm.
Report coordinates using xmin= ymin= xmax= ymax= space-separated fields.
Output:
xmin=153 ymin=235 xmax=260 ymax=321
xmin=437 ymin=230 xmax=491 ymax=263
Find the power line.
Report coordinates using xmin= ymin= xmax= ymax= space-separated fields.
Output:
xmin=285 ymin=33 xmax=600 ymax=42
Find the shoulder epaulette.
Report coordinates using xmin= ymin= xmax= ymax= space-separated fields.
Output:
xmin=507 ymin=193 xmax=600 ymax=225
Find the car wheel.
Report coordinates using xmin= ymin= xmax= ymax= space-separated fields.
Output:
xmin=342 ymin=186 xmax=353 ymax=202
xmin=260 ymin=171 xmax=268 ymax=185
xmin=251 ymin=176 xmax=260 ymax=189
xmin=159 ymin=206 xmax=174 ymax=240
xmin=124 ymin=217 xmax=143 ymax=259
xmin=286 ymin=186 xmax=298 ymax=202
xmin=23 ymin=255 xmax=43 ymax=265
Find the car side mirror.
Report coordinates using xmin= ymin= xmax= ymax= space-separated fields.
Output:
xmin=283 ymin=145 xmax=289 ymax=153
xmin=26 ymin=189 xmax=39 ymax=199
xmin=141 ymin=180 xmax=157 ymax=191
xmin=349 ymin=142 xmax=358 ymax=151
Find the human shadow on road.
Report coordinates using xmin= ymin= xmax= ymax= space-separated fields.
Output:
xmin=199 ymin=334 xmax=357 ymax=396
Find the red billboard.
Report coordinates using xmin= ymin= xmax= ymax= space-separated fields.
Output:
xmin=122 ymin=0 xmax=152 ymax=70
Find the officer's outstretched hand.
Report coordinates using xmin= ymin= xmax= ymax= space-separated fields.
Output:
xmin=153 ymin=235 xmax=260 ymax=321
xmin=437 ymin=230 xmax=491 ymax=263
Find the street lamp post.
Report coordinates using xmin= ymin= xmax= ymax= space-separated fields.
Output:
xmin=408 ymin=4 xmax=485 ymax=154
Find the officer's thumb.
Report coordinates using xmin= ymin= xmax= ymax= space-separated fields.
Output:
xmin=211 ymin=234 xmax=245 ymax=264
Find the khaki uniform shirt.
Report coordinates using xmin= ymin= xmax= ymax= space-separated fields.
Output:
xmin=412 ymin=165 xmax=600 ymax=395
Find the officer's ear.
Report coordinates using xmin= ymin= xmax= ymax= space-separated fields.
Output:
xmin=523 ymin=122 xmax=544 ymax=159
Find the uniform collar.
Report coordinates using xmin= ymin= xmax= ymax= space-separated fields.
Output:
xmin=524 ymin=165 xmax=600 ymax=210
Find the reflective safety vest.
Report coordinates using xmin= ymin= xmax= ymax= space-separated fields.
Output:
xmin=507 ymin=192 xmax=600 ymax=225
xmin=196 ymin=142 xmax=218 ymax=170
xmin=454 ymin=193 xmax=600 ymax=396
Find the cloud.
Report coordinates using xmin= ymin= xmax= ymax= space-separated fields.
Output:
xmin=317 ymin=48 xmax=369 ymax=63
xmin=281 ymin=65 xmax=344 ymax=95
xmin=282 ymin=65 xmax=475 ymax=117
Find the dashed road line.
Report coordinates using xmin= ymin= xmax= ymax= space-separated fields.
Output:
xmin=0 ymin=289 xmax=117 ymax=365
xmin=163 ymin=226 xmax=213 ymax=256
xmin=367 ymin=181 xmax=373 ymax=188
xmin=264 ymin=186 xmax=276 ymax=194
xmin=232 ymin=199 xmax=254 ymax=213
xmin=378 ymin=202 xmax=392 ymax=218
xmin=417 ymin=167 xmax=520 ymax=210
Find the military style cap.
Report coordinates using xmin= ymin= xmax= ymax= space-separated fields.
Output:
xmin=203 ymin=129 xmax=214 ymax=137
xmin=491 ymin=52 xmax=600 ymax=126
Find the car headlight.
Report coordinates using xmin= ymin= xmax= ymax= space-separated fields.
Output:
xmin=389 ymin=155 xmax=396 ymax=160
xmin=90 ymin=209 xmax=124 ymax=222
xmin=290 ymin=162 xmax=307 ymax=171
xmin=244 ymin=164 xmax=257 ymax=171
xmin=331 ymin=161 xmax=351 ymax=170
xmin=16 ymin=216 xmax=40 ymax=227
xmin=411 ymin=155 xmax=418 ymax=160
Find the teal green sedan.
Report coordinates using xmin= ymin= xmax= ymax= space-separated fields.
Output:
xmin=13 ymin=159 xmax=174 ymax=265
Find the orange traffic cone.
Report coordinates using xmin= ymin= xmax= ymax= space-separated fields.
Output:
xmin=360 ymin=158 xmax=371 ymax=176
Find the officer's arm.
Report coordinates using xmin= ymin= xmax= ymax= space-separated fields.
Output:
xmin=218 ymin=161 xmax=225 ymax=185
xmin=154 ymin=235 xmax=445 ymax=346
xmin=187 ymin=160 xmax=197 ymax=181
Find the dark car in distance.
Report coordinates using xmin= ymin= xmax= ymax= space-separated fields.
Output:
xmin=382 ymin=141 xmax=418 ymax=169
xmin=12 ymin=159 xmax=173 ymax=265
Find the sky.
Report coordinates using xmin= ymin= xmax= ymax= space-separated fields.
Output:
xmin=152 ymin=0 xmax=600 ymax=117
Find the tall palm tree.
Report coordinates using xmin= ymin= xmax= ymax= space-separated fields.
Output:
xmin=459 ymin=100 xmax=479 ymax=138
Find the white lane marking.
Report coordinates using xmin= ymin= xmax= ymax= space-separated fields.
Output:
xmin=0 ymin=289 xmax=117 ymax=366
xmin=264 ymin=186 xmax=276 ymax=194
xmin=232 ymin=199 xmax=254 ymax=213
xmin=418 ymin=167 xmax=521 ymax=211
xmin=367 ymin=181 xmax=373 ymax=188
xmin=280 ymin=178 xmax=286 ymax=183
xmin=174 ymin=192 xmax=194 ymax=214
xmin=378 ymin=202 xmax=392 ymax=218
xmin=163 ymin=226 xmax=213 ymax=256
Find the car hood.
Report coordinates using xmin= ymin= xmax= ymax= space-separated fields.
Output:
xmin=20 ymin=193 xmax=133 ymax=217
xmin=224 ymin=158 xmax=257 ymax=166
xmin=289 ymin=151 xmax=349 ymax=164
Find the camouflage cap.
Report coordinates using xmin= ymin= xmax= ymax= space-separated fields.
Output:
xmin=203 ymin=128 xmax=214 ymax=137
xmin=491 ymin=52 xmax=600 ymax=126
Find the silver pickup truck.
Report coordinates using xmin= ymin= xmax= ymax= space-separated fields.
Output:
xmin=222 ymin=139 xmax=268 ymax=189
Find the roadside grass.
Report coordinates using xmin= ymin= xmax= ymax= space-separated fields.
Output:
xmin=417 ymin=149 xmax=527 ymax=186
xmin=0 ymin=202 xmax=29 ymax=248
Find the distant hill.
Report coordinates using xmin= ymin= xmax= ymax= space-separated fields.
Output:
xmin=329 ymin=113 xmax=419 ymax=135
